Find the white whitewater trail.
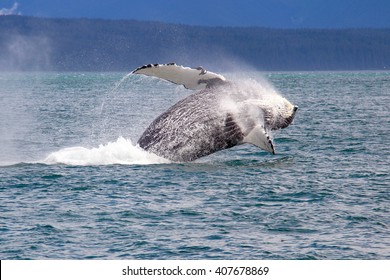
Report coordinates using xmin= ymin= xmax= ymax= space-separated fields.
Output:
xmin=43 ymin=137 xmax=170 ymax=166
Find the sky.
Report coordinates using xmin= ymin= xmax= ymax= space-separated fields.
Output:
xmin=1 ymin=0 xmax=390 ymax=28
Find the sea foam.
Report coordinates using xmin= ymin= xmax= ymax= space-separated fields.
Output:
xmin=43 ymin=137 xmax=169 ymax=166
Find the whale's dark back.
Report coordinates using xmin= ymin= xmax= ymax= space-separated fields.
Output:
xmin=137 ymin=89 xmax=244 ymax=162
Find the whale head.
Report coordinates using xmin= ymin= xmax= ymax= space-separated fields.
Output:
xmin=273 ymin=97 xmax=298 ymax=129
xmin=261 ymin=97 xmax=298 ymax=130
xmin=234 ymin=96 xmax=297 ymax=154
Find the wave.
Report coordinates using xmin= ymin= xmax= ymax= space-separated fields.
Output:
xmin=43 ymin=137 xmax=170 ymax=166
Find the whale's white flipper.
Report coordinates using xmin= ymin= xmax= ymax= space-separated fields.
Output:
xmin=243 ymin=125 xmax=275 ymax=154
xmin=132 ymin=63 xmax=226 ymax=90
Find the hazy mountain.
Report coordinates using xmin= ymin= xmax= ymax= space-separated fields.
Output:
xmin=1 ymin=16 xmax=389 ymax=71
xmin=6 ymin=0 xmax=390 ymax=29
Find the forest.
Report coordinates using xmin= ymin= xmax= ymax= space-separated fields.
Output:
xmin=1 ymin=15 xmax=389 ymax=71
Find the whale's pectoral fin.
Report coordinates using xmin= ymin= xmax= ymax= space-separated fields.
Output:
xmin=243 ymin=125 xmax=275 ymax=154
xmin=132 ymin=63 xmax=226 ymax=90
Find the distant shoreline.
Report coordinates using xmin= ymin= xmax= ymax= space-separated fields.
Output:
xmin=1 ymin=15 xmax=390 ymax=72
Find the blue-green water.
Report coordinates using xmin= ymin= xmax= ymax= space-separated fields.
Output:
xmin=0 ymin=71 xmax=389 ymax=259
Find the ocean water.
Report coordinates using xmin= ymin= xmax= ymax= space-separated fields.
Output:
xmin=0 ymin=71 xmax=389 ymax=259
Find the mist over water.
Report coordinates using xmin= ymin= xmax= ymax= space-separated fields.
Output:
xmin=0 ymin=71 xmax=389 ymax=259
xmin=0 ymin=35 xmax=52 ymax=71
xmin=0 ymin=72 xmax=150 ymax=166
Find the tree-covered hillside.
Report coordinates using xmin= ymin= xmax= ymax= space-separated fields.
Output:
xmin=1 ymin=16 xmax=389 ymax=71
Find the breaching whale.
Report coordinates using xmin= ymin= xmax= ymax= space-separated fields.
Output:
xmin=132 ymin=63 xmax=298 ymax=162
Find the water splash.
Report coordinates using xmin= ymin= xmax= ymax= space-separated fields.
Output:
xmin=99 ymin=72 xmax=133 ymax=114
xmin=43 ymin=137 xmax=170 ymax=166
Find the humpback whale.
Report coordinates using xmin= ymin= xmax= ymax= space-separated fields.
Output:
xmin=132 ymin=63 xmax=297 ymax=162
